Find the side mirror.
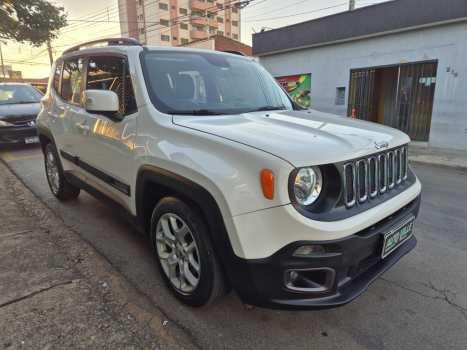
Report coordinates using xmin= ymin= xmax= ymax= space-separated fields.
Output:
xmin=83 ymin=90 xmax=124 ymax=121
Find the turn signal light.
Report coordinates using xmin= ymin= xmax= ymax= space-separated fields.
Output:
xmin=261 ymin=169 xmax=274 ymax=200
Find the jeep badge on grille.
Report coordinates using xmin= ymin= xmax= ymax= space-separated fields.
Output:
xmin=374 ymin=141 xmax=389 ymax=149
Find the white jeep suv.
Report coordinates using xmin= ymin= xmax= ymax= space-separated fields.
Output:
xmin=37 ymin=38 xmax=422 ymax=309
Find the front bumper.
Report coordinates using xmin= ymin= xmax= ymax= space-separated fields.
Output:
xmin=224 ymin=194 xmax=420 ymax=310
xmin=0 ymin=126 xmax=38 ymax=144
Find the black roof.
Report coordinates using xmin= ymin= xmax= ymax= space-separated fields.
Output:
xmin=252 ymin=0 xmax=467 ymax=56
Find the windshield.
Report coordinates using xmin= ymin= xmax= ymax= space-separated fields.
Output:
xmin=140 ymin=51 xmax=293 ymax=115
xmin=0 ymin=85 xmax=43 ymax=105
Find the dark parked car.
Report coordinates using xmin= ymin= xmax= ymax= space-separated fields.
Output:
xmin=0 ymin=83 xmax=43 ymax=144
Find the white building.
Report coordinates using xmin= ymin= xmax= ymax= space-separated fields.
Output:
xmin=253 ymin=0 xmax=467 ymax=150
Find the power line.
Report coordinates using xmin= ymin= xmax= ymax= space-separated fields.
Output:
xmin=243 ymin=2 xmax=358 ymax=22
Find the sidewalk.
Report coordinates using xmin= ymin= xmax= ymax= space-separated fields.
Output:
xmin=0 ymin=174 xmax=142 ymax=349
xmin=0 ymin=162 xmax=198 ymax=350
xmin=409 ymin=145 xmax=467 ymax=172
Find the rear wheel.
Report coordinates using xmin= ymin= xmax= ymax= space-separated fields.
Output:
xmin=150 ymin=195 xmax=230 ymax=307
xmin=44 ymin=143 xmax=80 ymax=200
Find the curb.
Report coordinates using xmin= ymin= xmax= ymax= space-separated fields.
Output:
xmin=409 ymin=159 xmax=467 ymax=173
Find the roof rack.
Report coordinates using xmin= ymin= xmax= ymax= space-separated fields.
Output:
xmin=220 ymin=50 xmax=247 ymax=57
xmin=63 ymin=38 xmax=142 ymax=55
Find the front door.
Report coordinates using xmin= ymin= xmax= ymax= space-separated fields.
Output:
xmin=71 ymin=55 xmax=137 ymax=206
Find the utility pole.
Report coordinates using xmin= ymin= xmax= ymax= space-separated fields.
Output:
xmin=47 ymin=40 xmax=54 ymax=66
xmin=349 ymin=0 xmax=356 ymax=11
xmin=0 ymin=44 xmax=5 ymax=81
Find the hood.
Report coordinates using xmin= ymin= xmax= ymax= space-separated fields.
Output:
xmin=173 ymin=109 xmax=411 ymax=167
xmin=0 ymin=103 xmax=42 ymax=122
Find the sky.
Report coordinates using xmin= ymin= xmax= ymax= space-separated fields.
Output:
xmin=2 ymin=0 xmax=388 ymax=79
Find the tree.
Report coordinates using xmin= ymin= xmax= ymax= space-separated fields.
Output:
xmin=0 ymin=0 xmax=67 ymax=47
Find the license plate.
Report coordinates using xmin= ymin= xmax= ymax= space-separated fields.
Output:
xmin=25 ymin=136 xmax=39 ymax=144
xmin=382 ymin=216 xmax=415 ymax=259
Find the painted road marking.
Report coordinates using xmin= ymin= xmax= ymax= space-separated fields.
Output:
xmin=0 ymin=150 xmax=43 ymax=162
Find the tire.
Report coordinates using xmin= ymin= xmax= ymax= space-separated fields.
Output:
xmin=44 ymin=143 xmax=80 ymax=200
xmin=150 ymin=195 xmax=230 ymax=307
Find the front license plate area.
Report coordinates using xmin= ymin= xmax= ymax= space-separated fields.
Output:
xmin=25 ymin=136 xmax=39 ymax=144
xmin=382 ymin=216 xmax=415 ymax=259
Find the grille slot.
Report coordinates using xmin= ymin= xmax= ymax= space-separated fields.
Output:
xmin=343 ymin=162 xmax=356 ymax=208
xmin=368 ymin=156 xmax=378 ymax=198
xmin=378 ymin=154 xmax=387 ymax=193
xmin=387 ymin=151 xmax=395 ymax=189
xmin=395 ymin=149 xmax=402 ymax=185
xmin=401 ymin=147 xmax=408 ymax=181
xmin=356 ymin=159 xmax=367 ymax=203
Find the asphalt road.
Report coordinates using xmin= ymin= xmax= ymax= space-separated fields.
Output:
xmin=1 ymin=142 xmax=466 ymax=350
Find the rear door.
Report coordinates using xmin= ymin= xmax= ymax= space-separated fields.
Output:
xmin=71 ymin=54 xmax=138 ymax=204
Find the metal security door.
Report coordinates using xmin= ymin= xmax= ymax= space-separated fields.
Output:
xmin=391 ymin=62 xmax=437 ymax=142
xmin=348 ymin=69 xmax=375 ymax=121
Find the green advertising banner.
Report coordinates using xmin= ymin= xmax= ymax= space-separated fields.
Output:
xmin=276 ymin=74 xmax=311 ymax=108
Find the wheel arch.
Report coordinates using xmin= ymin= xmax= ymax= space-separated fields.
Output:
xmin=37 ymin=125 xmax=54 ymax=154
xmin=135 ymin=166 xmax=229 ymax=241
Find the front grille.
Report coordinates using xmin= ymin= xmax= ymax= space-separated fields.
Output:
xmin=343 ymin=145 xmax=409 ymax=206
xmin=343 ymin=163 xmax=356 ymax=207
xmin=356 ymin=159 xmax=367 ymax=203
xmin=11 ymin=119 xmax=36 ymax=127
xmin=355 ymin=254 xmax=381 ymax=278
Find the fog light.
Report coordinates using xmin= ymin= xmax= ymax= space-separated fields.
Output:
xmin=289 ymin=270 xmax=299 ymax=283
xmin=293 ymin=245 xmax=325 ymax=256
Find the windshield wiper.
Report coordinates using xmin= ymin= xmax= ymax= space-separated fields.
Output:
xmin=6 ymin=101 xmax=37 ymax=105
xmin=248 ymin=106 xmax=286 ymax=112
xmin=168 ymin=109 xmax=225 ymax=115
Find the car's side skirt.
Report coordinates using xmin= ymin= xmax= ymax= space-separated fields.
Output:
xmin=65 ymin=170 xmax=136 ymax=226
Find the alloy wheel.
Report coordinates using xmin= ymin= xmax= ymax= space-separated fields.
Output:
xmin=155 ymin=213 xmax=201 ymax=293
xmin=46 ymin=151 xmax=60 ymax=194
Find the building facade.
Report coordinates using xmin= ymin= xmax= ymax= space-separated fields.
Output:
xmin=118 ymin=0 xmax=241 ymax=47
xmin=252 ymin=0 xmax=467 ymax=150
xmin=177 ymin=34 xmax=255 ymax=57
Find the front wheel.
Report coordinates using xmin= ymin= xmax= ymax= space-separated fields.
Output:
xmin=150 ymin=195 xmax=230 ymax=307
xmin=44 ymin=143 xmax=80 ymax=200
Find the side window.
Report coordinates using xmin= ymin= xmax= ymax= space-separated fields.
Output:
xmin=61 ymin=57 xmax=84 ymax=104
xmin=53 ymin=62 xmax=62 ymax=93
xmin=86 ymin=56 xmax=136 ymax=115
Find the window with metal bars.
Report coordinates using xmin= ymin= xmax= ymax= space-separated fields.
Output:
xmin=347 ymin=69 xmax=375 ymax=121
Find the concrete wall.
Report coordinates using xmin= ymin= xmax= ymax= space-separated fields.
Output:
xmin=259 ymin=21 xmax=467 ymax=150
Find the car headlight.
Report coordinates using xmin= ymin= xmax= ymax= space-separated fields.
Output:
xmin=294 ymin=166 xmax=323 ymax=205
xmin=0 ymin=120 xmax=14 ymax=127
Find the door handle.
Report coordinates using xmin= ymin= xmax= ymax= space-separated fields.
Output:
xmin=48 ymin=112 xmax=59 ymax=119
xmin=76 ymin=123 xmax=90 ymax=131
